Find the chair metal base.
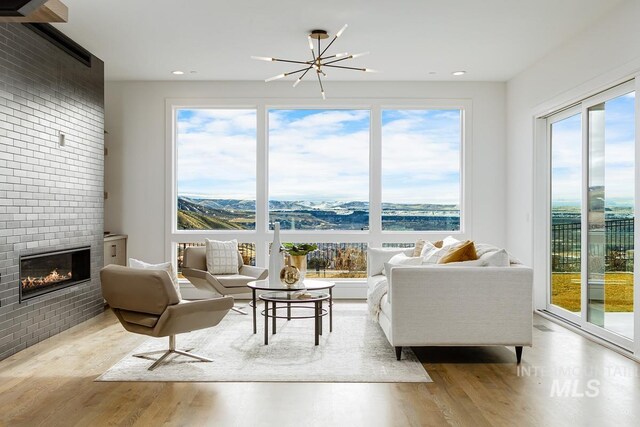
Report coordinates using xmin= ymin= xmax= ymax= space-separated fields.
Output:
xmin=231 ymin=305 xmax=248 ymax=315
xmin=133 ymin=335 xmax=213 ymax=371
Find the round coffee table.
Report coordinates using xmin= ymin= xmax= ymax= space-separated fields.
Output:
xmin=247 ymin=279 xmax=335 ymax=334
xmin=259 ymin=291 xmax=330 ymax=345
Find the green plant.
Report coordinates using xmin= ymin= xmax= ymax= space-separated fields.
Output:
xmin=282 ymin=243 xmax=318 ymax=256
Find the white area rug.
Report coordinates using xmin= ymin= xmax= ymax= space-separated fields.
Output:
xmin=97 ymin=302 xmax=431 ymax=383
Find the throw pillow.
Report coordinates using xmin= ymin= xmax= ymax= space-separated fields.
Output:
xmin=381 ymin=253 xmax=423 ymax=275
xmin=128 ymin=258 xmax=181 ymax=299
xmin=367 ymin=247 xmax=413 ymax=276
xmin=422 ymin=239 xmax=463 ymax=264
xmin=479 ymin=248 xmax=510 ymax=267
xmin=438 ymin=240 xmax=479 ymax=264
xmin=205 ymin=239 xmax=239 ymax=275
xmin=442 ymin=236 xmax=461 ymax=247
xmin=432 ymin=240 xmax=444 ymax=248
xmin=413 ymin=239 xmax=426 ymax=257
xmin=419 ymin=241 xmax=437 ymax=258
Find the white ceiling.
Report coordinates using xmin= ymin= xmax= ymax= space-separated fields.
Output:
xmin=54 ymin=0 xmax=622 ymax=82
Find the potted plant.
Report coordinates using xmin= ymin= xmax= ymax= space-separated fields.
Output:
xmin=282 ymin=243 xmax=318 ymax=282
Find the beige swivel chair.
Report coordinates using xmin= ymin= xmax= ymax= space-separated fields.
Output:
xmin=181 ymin=246 xmax=268 ymax=315
xmin=100 ymin=264 xmax=234 ymax=370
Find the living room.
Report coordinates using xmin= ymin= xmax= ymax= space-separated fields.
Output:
xmin=1 ymin=0 xmax=640 ymax=425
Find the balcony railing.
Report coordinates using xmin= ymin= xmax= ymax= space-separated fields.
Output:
xmin=552 ymin=218 xmax=634 ymax=272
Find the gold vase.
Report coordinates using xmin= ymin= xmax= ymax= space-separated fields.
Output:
xmin=279 ymin=256 xmax=300 ymax=288
xmin=289 ymin=255 xmax=307 ymax=283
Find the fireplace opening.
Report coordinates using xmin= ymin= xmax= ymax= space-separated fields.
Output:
xmin=19 ymin=246 xmax=91 ymax=302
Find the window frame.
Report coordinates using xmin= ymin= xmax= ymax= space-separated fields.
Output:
xmin=166 ymin=98 xmax=472 ymax=282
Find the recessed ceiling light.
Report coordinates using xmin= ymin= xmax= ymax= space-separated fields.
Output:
xmin=171 ymin=70 xmax=185 ymax=75
xmin=452 ymin=71 xmax=466 ymax=76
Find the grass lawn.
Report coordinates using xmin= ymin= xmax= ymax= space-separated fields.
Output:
xmin=552 ymin=272 xmax=634 ymax=312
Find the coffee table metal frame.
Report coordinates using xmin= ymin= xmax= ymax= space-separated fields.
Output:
xmin=259 ymin=291 xmax=329 ymax=345
xmin=247 ymin=280 xmax=335 ymax=334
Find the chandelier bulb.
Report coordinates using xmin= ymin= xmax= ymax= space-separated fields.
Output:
xmin=308 ymin=37 xmax=314 ymax=51
xmin=351 ymin=52 xmax=370 ymax=59
xmin=336 ymin=24 xmax=348 ymax=38
xmin=335 ymin=52 xmax=349 ymax=58
xmin=364 ymin=68 xmax=378 ymax=73
xmin=265 ymin=73 xmax=286 ymax=82
xmin=321 ymin=91 xmax=326 ymax=100
xmin=293 ymin=78 xmax=302 ymax=88
xmin=251 ymin=56 xmax=273 ymax=62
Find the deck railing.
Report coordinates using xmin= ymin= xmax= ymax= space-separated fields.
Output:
xmin=552 ymin=218 xmax=634 ymax=272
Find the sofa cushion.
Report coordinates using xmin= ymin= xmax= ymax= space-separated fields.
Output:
xmin=381 ymin=253 xmax=423 ymax=275
xmin=368 ymin=247 xmax=413 ymax=276
xmin=413 ymin=239 xmax=426 ymax=257
xmin=479 ymin=248 xmax=510 ymax=267
xmin=439 ymin=240 xmax=478 ymax=264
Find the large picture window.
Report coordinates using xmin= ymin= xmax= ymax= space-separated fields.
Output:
xmin=268 ymin=109 xmax=370 ymax=230
xmin=170 ymin=101 xmax=469 ymax=280
xmin=381 ymin=109 xmax=462 ymax=231
xmin=176 ymin=109 xmax=257 ymax=230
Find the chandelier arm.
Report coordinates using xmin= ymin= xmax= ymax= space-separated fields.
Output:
xmin=322 ymin=56 xmax=355 ymax=66
xmin=323 ymin=64 xmax=367 ymax=72
xmin=286 ymin=66 xmax=316 ymax=76
xmin=297 ymin=65 xmax=315 ymax=81
xmin=318 ymin=35 xmax=338 ymax=59
xmin=316 ymin=71 xmax=325 ymax=93
xmin=272 ymin=58 xmax=314 ymax=65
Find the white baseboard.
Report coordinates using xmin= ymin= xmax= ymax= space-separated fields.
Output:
xmin=179 ymin=280 xmax=367 ymax=300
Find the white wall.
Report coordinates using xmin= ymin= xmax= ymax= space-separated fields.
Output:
xmin=104 ymin=80 xmax=506 ymax=264
xmin=506 ymin=0 xmax=640 ymax=308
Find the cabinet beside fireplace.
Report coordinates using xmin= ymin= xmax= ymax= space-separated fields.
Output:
xmin=104 ymin=234 xmax=127 ymax=267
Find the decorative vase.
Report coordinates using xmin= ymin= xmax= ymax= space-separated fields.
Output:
xmin=268 ymin=222 xmax=284 ymax=285
xmin=290 ymin=255 xmax=307 ymax=283
xmin=279 ymin=255 xmax=300 ymax=288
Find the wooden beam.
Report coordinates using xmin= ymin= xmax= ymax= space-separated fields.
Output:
xmin=0 ymin=0 xmax=68 ymax=23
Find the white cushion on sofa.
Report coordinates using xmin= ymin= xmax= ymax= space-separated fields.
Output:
xmin=480 ymin=249 xmax=510 ymax=267
xmin=368 ymin=247 xmax=413 ymax=276
xmin=381 ymin=253 xmax=423 ymax=275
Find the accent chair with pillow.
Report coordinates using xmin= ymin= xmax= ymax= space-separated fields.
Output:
xmin=100 ymin=264 xmax=233 ymax=370
xmin=181 ymin=240 xmax=268 ymax=314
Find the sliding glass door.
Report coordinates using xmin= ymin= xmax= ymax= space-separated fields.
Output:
xmin=550 ymin=109 xmax=583 ymax=319
xmin=548 ymin=81 xmax=636 ymax=348
xmin=586 ymin=90 xmax=635 ymax=340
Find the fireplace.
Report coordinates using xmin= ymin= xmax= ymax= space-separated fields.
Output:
xmin=19 ymin=246 xmax=91 ymax=302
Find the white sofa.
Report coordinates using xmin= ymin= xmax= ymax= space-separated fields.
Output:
xmin=367 ymin=247 xmax=533 ymax=362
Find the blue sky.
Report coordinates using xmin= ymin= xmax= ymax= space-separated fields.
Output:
xmin=552 ymin=91 xmax=635 ymax=208
xmin=177 ymin=108 xmax=462 ymax=205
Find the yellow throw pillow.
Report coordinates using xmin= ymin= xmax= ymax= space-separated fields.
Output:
xmin=413 ymin=239 xmax=426 ymax=257
xmin=438 ymin=240 xmax=478 ymax=264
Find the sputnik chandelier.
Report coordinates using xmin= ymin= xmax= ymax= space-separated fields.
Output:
xmin=251 ymin=25 xmax=376 ymax=99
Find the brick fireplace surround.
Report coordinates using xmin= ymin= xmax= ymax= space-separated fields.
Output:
xmin=0 ymin=24 xmax=105 ymax=360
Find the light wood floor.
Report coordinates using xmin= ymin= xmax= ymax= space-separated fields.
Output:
xmin=1 ymin=305 xmax=639 ymax=427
